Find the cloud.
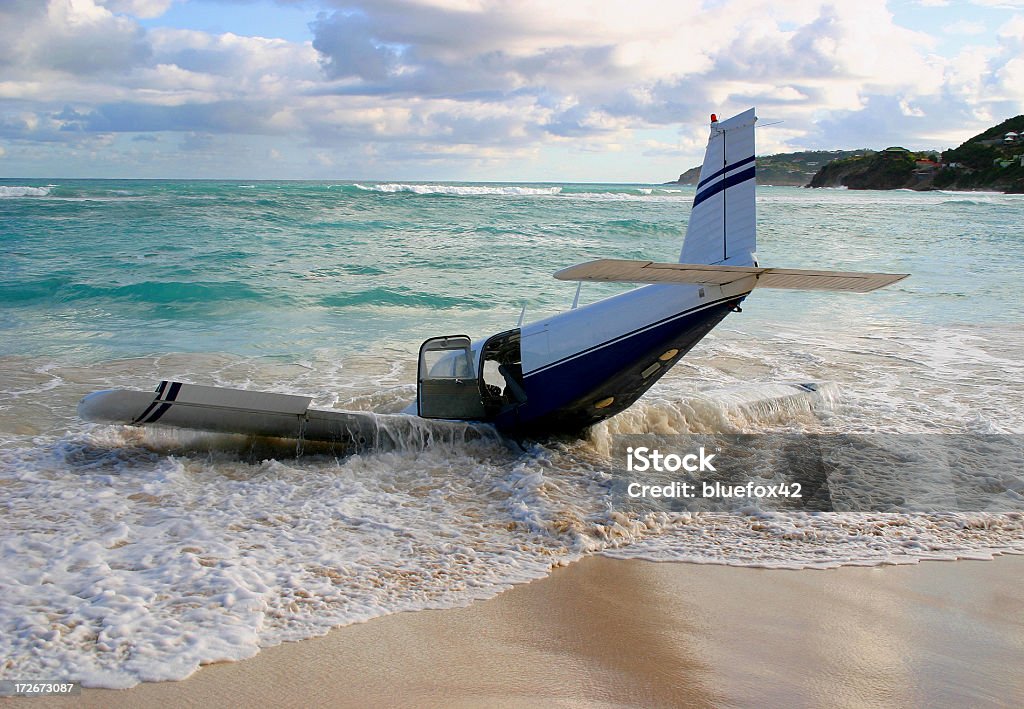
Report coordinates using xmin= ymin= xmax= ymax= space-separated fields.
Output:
xmin=180 ymin=131 xmax=215 ymax=151
xmin=970 ymin=0 xmax=1024 ymax=7
xmin=98 ymin=0 xmax=176 ymax=18
xmin=306 ymin=2 xmax=944 ymax=122
xmin=0 ymin=0 xmax=1022 ymax=178
xmin=0 ymin=0 xmax=151 ymax=77
xmin=311 ymin=11 xmax=402 ymax=81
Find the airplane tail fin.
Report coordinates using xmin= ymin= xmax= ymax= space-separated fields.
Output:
xmin=680 ymin=108 xmax=757 ymax=267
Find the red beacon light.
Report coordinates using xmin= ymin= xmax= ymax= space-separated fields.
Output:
xmin=710 ymin=113 xmax=718 ymax=123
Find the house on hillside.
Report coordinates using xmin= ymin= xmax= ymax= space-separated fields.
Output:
xmin=1005 ymin=131 xmax=1019 ymax=144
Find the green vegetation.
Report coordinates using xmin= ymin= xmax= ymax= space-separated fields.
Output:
xmin=671 ymin=150 xmax=869 ymax=187
xmin=806 ymin=114 xmax=1024 ymax=193
xmin=933 ymin=115 xmax=1024 ymax=192
xmin=807 ymin=149 xmax=939 ymax=190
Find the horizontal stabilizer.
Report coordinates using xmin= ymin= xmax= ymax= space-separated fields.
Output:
xmin=554 ymin=259 xmax=908 ymax=293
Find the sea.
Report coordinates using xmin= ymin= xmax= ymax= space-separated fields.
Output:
xmin=2 ymin=179 xmax=1023 ymax=688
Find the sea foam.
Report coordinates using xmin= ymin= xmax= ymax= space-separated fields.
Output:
xmin=2 ymin=347 xmax=1023 ymax=689
xmin=352 ymin=183 xmax=562 ymax=196
xmin=0 ymin=185 xmax=53 ymax=198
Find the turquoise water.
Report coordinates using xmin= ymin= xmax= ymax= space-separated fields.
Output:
xmin=4 ymin=180 xmax=1023 ymax=360
xmin=2 ymin=179 xmax=1024 ymax=688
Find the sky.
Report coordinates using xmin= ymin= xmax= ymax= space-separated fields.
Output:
xmin=1 ymin=0 xmax=1023 ymax=181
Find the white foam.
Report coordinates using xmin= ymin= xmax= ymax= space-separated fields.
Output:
xmin=0 ymin=434 xmax=574 ymax=688
xmin=602 ymin=512 xmax=1024 ymax=569
xmin=3 ymin=323 xmax=1024 ymax=689
xmin=0 ymin=185 xmax=53 ymax=198
xmin=352 ymin=183 xmax=562 ymax=196
xmin=560 ymin=190 xmax=690 ymax=202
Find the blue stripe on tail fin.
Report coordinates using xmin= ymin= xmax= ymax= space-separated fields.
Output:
xmin=680 ymin=108 xmax=757 ymax=267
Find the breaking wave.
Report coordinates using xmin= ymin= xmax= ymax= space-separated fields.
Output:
xmin=0 ymin=185 xmax=54 ymax=198
xmin=345 ymin=183 xmax=691 ymax=200
xmin=352 ymin=183 xmax=563 ymax=196
xmin=3 ymin=352 xmax=1024 ymax=689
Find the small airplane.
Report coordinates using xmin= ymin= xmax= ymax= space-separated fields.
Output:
xmin=78 ymin=108 xmax=908 ymax=444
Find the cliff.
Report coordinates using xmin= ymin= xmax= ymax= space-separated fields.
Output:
xmin=807 ymin=149 xmax=933 ymax=190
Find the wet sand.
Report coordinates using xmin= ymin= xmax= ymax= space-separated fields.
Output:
xmin=11 ymin=554 xmax=1024 ymax=708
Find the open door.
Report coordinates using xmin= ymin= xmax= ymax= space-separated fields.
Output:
xmin=478 ymin=329 xmax=526 ymax=418
xmin=417 ymin=335 xmax=487 ymax=420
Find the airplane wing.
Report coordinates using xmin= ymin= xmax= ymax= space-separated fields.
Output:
xmin=78 ymin=381 xmax=483 ymax=448
xmin=554 ymin=259 xmax=909 ymax=293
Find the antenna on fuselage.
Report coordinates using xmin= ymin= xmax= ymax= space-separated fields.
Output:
xmin=517 ymin=303 xmax=527 ymax=327
xmin=571 ymin=281 xmax=582 ymax=309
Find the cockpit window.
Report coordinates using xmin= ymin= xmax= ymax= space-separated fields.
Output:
xmin=423 ymin=346 xmax=475 ymax=379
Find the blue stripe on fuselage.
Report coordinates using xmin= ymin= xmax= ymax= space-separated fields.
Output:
xmin=496 ymin=297 xmax=738 ymax=434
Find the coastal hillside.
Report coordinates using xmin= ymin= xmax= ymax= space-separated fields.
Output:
xmin=808 ymin=115 xmax=1024 ymax=193
xmin=671 ymin=150 xmax=869 ymax=186
xmin=933 ymin=115 xmax=1024 ymax=192
xmin=806 ymin=148 xmax=936 ymax=190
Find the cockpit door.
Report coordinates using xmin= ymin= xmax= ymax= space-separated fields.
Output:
xmin=417 ymin=335 xmax=487 ymax=420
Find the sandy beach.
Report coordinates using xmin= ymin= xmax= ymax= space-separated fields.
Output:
xmin=6 ymin=554 xmax=1020 ymax=708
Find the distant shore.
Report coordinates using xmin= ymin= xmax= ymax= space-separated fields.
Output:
xmin=28 ymin=554 xmax=1024 ymax=708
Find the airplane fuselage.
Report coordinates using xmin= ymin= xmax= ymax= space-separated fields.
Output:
xmin=418 ymin=280 xmax=752 ymax=436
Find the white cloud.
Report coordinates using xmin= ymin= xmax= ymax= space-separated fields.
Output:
xmin=98 ymin=0 xmax=176 ymax=18
xmin=899 ymin=99 xmax=926 ymax=117
xmin=0 ymin=0 xmax=150 ymax=77
xmin=997 ymin=13 xmax=1024 ymax=40
xmin=0 ymin=0 xmax=1022 ymax=178
xmin=971 ymin=0 xmax=1024 ymax=7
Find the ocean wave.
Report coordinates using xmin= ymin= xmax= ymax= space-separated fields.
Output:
xmin=0 ymin=279 xmax=277 ymax=306
xmin=603 ymin=512 xmax=1024 ymax=569
xmin=5 ymin=422 xmax=1022 ymax=689
xmin=4 ymin=350 xmax=1024 ymax=689
xmin=319 ymin=286 xmax=489 ymax=310
xmin=352 ymin=183 xmax=563 ymax=196
xmin=346 ymin=183 xmax=689 ymax=200
xmin=0 ymin=434 xmax=571 ymax=688
xmin=0 ymin=185 xmax=53 ymax=198
xmin=559 ymin=190 xmax=687 ymax=201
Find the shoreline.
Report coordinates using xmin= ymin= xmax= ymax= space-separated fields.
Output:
xmin=12 ymin=554 xmax=1024 ymax=708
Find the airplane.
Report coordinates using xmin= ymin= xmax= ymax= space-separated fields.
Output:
xmin=78 ymin=108 xmax=908 ymax=446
